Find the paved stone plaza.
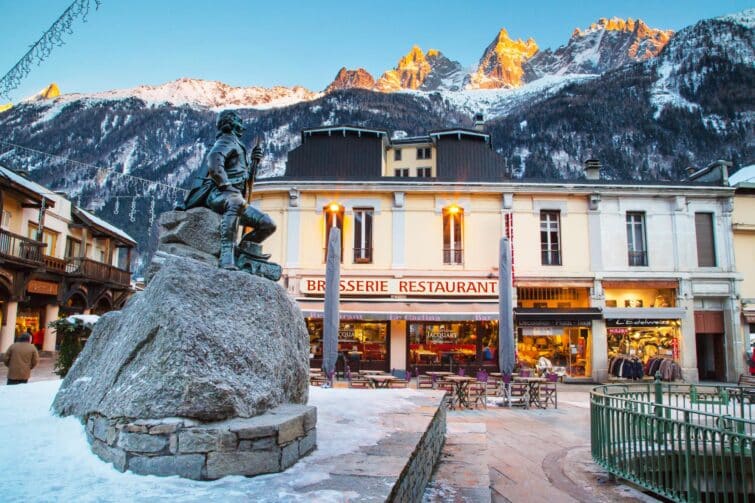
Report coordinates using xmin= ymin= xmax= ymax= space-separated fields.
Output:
xmin=5 ymin=360 xmax=660 ymax=502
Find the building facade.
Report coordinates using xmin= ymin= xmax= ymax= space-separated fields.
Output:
xmin=730 ymin=164 xmax=755 ymax=373
xmin=0 ymin=165 xmax=135 ymax=354
xmin=253 ymin=126 xmax=743 ymax=382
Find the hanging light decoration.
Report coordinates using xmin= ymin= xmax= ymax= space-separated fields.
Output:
xmin=113 ymin=197 xmax=119 ymax=215
xmin=129 ymin=197 xmax=137 ymax=223
xmin=0 ymin=0 xmax=102 ymax=100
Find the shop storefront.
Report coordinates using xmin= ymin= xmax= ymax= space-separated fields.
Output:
xmin=408 ymin=320 xmax=498 ymax=372
xmin=515 ymin=317 xmax=595 ymax=378
xmin=297 ymin=275 xmax=501 ymax=373
xmin=603 ymin=280 xmax=684 ymax=380
xmin=306 ymin=319 xmax=389 ymax=372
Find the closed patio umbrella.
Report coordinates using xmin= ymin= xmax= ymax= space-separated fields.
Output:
xmin=322 ymin=227 xmax=341 ymax=385
xmin=498 ymin=236 xmax=515 ymax=376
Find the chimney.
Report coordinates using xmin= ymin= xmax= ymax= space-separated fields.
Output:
xmin=473 ymin=113 xmax=485 ymax=131
xmin=584 ymin=159 xmax=601 ymax=180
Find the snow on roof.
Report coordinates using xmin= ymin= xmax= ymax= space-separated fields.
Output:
xmin=0 ymin=164 xmax=52 ymax=200
xmin=76 ymin=207 xmax=136 ymax=245
xmin=65 ymin=314 xmax=100 ymax=326
xmin=729 ymin=164 xmax=755 ymax=186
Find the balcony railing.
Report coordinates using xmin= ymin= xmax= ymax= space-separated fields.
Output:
xmin=43 ymin=255 xmax=67 ymax=273
xmin=443 ymin=247 xmax=463 ymax=265
xmin=628 ymin=250 xmax=648 ymax=266
xmin=353 ymin=247 xmax=372 ymax=264
xmin=0 ymin=228 xmax=44 ymax=265
xmin=65 ymin=257 xmax=131 ymax=286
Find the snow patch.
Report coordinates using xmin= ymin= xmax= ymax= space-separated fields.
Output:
xmin=0 ymin=381 xmax=426 ymax=502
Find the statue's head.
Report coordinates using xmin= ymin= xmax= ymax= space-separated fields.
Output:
xmin=217 ymin=110 xmax=245 ymax=137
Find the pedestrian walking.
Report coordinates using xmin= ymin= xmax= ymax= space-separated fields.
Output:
xmin=4 ymin=332 xmax=39 ymax=384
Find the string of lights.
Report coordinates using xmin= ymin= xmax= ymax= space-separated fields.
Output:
xmin=0 ymin=0 xmax=102 ymax=100
xmin=0 ymin=140 xmax=189 ymax=197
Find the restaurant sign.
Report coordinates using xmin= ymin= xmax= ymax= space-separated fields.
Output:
xmin=27 ymin=279 xmax=58 ymax=296
xmin=608 ymin=319 xmax=677 ymax=327
xmin=300 ymin=277 xmax=498 ymax=297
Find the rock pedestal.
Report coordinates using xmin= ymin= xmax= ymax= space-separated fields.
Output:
xmin=53 ymin=252 xmax=316 ymax=479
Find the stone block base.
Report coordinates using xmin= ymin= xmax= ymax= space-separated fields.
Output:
xmin=84 ymin=404 xmax=317 ymax=480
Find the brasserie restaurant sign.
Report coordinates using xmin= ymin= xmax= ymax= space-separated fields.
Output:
xmin=300 ymin=277 xmax=498 ymax=297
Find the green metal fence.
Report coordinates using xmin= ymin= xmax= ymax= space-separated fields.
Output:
xmin=591 ymin=378 xmax=754 ymax=502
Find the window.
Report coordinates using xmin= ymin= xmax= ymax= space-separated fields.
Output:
xmin=27 ymin=222 xmax=58 ymax=257
xmin=394 ymin=149 xmax=402 ymax=161
xmin=416 ymin=147 xmax=431 ymax=160
xmin=324 ymin=204 xmax=344 ymax=262
xmin=1 ymin=210 xmax=10 ymax=228
xmin=65 ymin=237 xmax=81 ymax=258
xmin=394 ymin=168 xmax=409 ymax=177
xmin=695 ymin=212 xmax=716 ymax=267
xmin=626 ymin=212 xmax=647 ymax=266
xmin=417 ymin=167 xmax=432 ymax=178
xmin=353 ymin=208 xmax=373 ymax=263
xmin=443 ymin=206 xmax=463 ymax=264
xmin=540 ymin=210 xmax=561 ymax=265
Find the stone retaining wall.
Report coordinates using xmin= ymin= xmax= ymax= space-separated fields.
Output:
xmin=388 ymin=401 xmax=447 ymax=502
xmin=84 ymin=404 xmax=316 ymax=480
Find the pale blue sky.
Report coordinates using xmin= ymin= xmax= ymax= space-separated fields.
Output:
xmin=1 ymin=0 xmax=751 ymax=102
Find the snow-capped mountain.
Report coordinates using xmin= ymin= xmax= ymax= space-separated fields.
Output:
xmin=0 ymin=9 xmax=751 ymax=273
xmin=28 ymin=77 xmax=322 ymax=110
xmin=524 ymin=18 xmax=673 ymax=81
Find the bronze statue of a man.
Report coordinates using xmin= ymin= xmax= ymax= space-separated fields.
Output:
xmin=177 ymin=110 xmax=276 ymax=270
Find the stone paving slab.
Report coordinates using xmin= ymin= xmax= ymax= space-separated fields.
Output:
xmin=424 ymin=386 xmax=661 ymax=503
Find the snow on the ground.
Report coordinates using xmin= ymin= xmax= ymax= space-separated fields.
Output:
xmin=0 ymin=381 xmax=422 ymax=503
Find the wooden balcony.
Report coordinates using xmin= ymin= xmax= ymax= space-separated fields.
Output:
xmin=0 ymin=228 xmax=44 ymax=267
xmin=65 ymin=257 xmax=131 ymax=287
xmin=43 ymin=255 xmax=67 ymax=273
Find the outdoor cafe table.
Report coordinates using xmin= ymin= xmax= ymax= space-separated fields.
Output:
xmin=513 ymin=376 xmax=546 ymax=408
xmin=359 ymin=370 xmax=386 ymax=376
xmin=366 ymin=375 xmax=398 ymax=388
xmin=425 ymin=371 xmax=454 ymax=389
xmin=443 ymin=376 xmax=476 ymax=409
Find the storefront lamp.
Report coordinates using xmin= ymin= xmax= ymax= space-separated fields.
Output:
xmin=447 ymin=205 xmax=460 ymax=214
xmin=328 ymin=203 xmax=341 ymax=212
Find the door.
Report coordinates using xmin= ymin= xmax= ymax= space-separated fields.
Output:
xmin=696 ymin=333 xmax=725 ymax=381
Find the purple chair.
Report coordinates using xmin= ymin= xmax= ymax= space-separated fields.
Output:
xmin=519 ymin=369 xmax=532 ymax=378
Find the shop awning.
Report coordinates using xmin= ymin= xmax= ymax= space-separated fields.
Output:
xmin=603 ymin=307 xmax=686 ymax=320
xmin=743 ymin=311 xmax=755 ymax=324
xmin=297 ymin=300 xmax=500 ymax=321
xmin=514 ymin=308 xmax=603 ymax=321
xmin=602 ymin=280 xmax=678 ymax=289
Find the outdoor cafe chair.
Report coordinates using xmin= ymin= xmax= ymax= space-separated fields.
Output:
xmin=348 ymin=378 xmax=370 ymax=389
xmin=501 ymin=374 xmax=528 ymax=408
xmin=468 ymin=381 xmax=487 ymax=409
xmin=541 ymin=372 xmax=559 ymax=408
xmin=310 ymin=375 xmax=327 ymax=387
xmin=389 ymin=379 xmax=409 ymax=388
xmin=417 ymin=374 xmax=434 ymax=389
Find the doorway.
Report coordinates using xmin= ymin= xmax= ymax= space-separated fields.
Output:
xmin=695 ymin=333 xmax=725 ymax=381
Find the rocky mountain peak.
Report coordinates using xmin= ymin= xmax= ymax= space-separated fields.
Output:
xmin=467 ymin=28 xmax=539 ymax=89
xmin=325 ymin=67 xmax=376 ymax=92
xmin=376 ymin=46 xmax=464 ymax=92
xmin=523 ymin=17 xmax=673 ymax=82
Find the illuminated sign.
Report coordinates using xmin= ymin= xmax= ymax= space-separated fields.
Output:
xmin=300 ymin=277 xmax=498 ymax=297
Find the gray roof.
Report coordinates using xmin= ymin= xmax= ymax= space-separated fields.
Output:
xmin=729 ymin=164 xmax=755 ymax=187
xmin=0 ymin=164 xmax=53 ymax=201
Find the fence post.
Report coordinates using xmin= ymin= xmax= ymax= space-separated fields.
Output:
xmin=654 ymin=372 xmax=664 ymax=443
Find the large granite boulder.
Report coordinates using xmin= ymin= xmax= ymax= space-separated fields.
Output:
xmin=53 ymin=255 xmax=309 ymax=421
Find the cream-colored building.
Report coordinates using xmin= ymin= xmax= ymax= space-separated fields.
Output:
xmin=254 ymin=126 xmax=742 ymax=382
xmin=0 ymin=164 xmax=135 ymax=354
xmin=730 ymin=164 xmax=755 ymax=372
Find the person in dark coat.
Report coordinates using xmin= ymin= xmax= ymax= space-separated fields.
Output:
xmin=4 ymin=333 xmax=39 ymax=384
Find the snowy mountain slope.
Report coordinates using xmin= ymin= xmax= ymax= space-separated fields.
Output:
xmin=23 ymin=77 xmax=322 ymax=110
